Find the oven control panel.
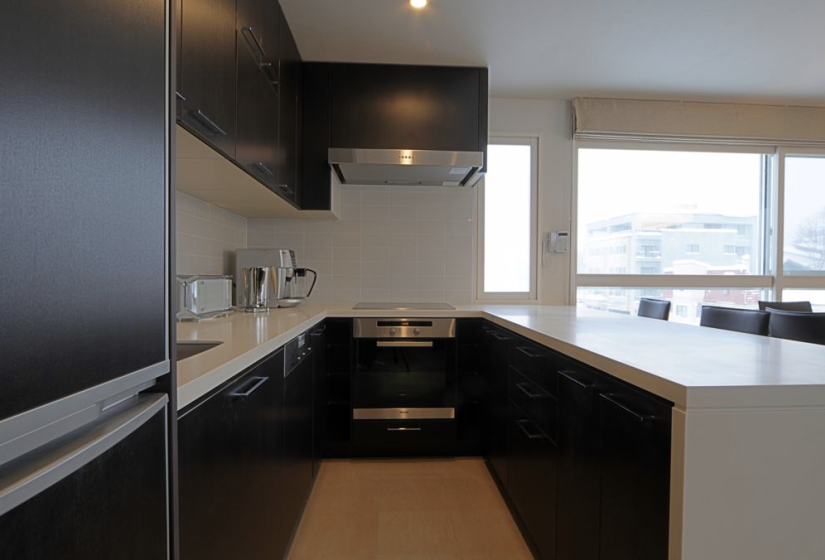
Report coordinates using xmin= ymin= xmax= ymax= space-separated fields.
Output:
xmin=353 ymin=318 xmax=456 ymax=339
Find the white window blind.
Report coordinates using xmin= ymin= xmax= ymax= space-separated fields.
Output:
xmin=573 ymin=98 xmax=825 ymax=146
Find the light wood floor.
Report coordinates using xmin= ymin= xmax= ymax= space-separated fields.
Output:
xmin=286 ymin=458 xmax=534 ymax=560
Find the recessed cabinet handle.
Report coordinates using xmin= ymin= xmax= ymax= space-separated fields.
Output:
xmin=516 ymin=346 xmax=543 ymax=359
xmin=254 ymin=162 xmax=275 ymax=177
xmin=490 ymin=332 xmax=509 ymax=341
xmin=516 ymin=419 xmax=544 ymax=440
xmin=229 ymin=376 xmax=269 ymax=398
xmin=559 ymin=369 xmax=593 ymax=390
xmin=600 ymin=393 xmax=652 ymax=422
xmin=259 ymin=62 xmax=279 ymax=84
xmin=278 ymin=184 xmax=294 ymax=195
xmin=241 ymin=26 xmax=266 ymax=59
xmin=515 ymin=382 xmax=545 ymax=399
xmin=189 ymin=109 xmax=227 ymax=136
xmin=176 ymin=91 xmax=186 ymax=101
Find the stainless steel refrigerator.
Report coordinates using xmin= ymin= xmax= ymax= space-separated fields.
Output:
xmin=0 ymin=0 xmax=172 ymax=557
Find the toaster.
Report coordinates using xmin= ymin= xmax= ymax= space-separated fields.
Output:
xmin=177 ymin=275 xmax=233 ymax=321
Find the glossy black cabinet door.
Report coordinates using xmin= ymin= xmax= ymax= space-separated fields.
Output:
xmin=0 ymin=0 xmax=167 ymax=421
xmin=277 ymin=4 xmax=301 ymax=205
xmin=282 ymin=351 xmax=314 ymax=539
xmin=0 ymin=404 xmax=168 ymax=559
xmin=180 ymin=0 xmax=237 ymax=158
xmin=556 ymin=360 xmax=603 ymax=560
xmin=235 ymin=0 xmax=280 ymax=190
xmin=599 ymin=380 xmax=672 ymax=560
xmin=330 ymin=64 xmax=484 ymax=152
xmin=507 ymin=416 xmax=558 ymax=560
xmin=310 ymin=324 xmax=327 ymax=478
xmin=485 ymin=325 xmax=513 ymax=486
xmin=179 ymin=351 xmax=285 ymax=560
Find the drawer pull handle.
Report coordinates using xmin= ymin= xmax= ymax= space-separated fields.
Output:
xmin=189 ymin=109 xmax=227 ymax=136
xmin=559 ymin=369 xmax=593 ymax=390
xmin=515 ymin=382 xmax=545 ymax=399
xmin=229 ymin=376 xmax=269 ymax=398
xmin=516 ymin=419 xmax=544 ymax=440
xmin=387 ymin=427 xmax=421 ymax=432
xmin=175 ymin=91 xmax=186 ymax=101
xmin=516 ymin=346 xmax=543 ymax=359
xmin=600 ymin=393 xmax=653 ymax=422
xmin=376 ymin=340 xmax=433 ymax=348
xmin=259 ymin=62 xmax=280 ymax=84
xmin=490 ymin=331 xmax=509 ymax=341
xmin=278 ymin=184 xmax=294 ymax=195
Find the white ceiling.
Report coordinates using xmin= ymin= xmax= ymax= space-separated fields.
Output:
xmin=279 ymin=0 xmax=825 ymax=105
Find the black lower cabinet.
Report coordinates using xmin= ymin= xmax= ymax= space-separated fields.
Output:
xmin=178 ymin=350 xmax=285 ymax=560
xmin=507 ymin=416 xmax=558 ymax=560
xmin=599 ymin=378 xmax=672 ymax=560
xmin=310 ymin=323 xmax=327 ymax=478
xmin=282 ymin=336 xmax=315 ymax=544
xmin=484 ymin=324 xmax=512 ymax=486
xmin=556 ymin=359 xmax=603 ymax=560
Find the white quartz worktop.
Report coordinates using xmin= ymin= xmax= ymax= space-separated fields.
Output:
xmin=176 ymin=304 xmax=825 ymax=411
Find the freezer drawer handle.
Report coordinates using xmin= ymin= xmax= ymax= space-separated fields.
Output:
xmin=376 ymin=340 xmax=434 ymax=348
xmin=387 ymin=427 xmax=422 ymax=432
xmin=0 ymin=394 xmax=168 ymax=518
xmin=229 ymin=376 xmax=269 ymax=398
xmin=253 ymin=162 xmax=275 ymax=177
xmin=600 ymin=393 xmax=652 ymax=422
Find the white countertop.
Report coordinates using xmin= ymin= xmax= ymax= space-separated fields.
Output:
xmin=176 ymin=304 xmax=825 ymax=411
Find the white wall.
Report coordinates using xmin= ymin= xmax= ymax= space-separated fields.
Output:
xmin=176 ymin=192 xmax=248 ymax=277
xmin=488 ymin=98 xmax=574 ymax=304
xmin=247 ymin=185 xmax=477 ymax=305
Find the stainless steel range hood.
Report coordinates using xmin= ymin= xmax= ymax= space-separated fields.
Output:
xmin=329 ymin=148 xmax=484 ymax=187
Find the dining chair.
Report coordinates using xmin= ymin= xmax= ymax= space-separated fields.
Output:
xmin=757 ymin=300 xmax=813 ymax=312
xmin=637 ymin=298 xmax=671 ymax=320
xmin=766 ymin=309 xmax=825 ymax=345
xmin=699 ymin=306 xmax=770 ymax=336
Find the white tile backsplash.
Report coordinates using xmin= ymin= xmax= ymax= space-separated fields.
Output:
xmin=176 ymin=192 xmax=248 ymax=277
xmin=247 ymin=185 xmax=476 ymax=305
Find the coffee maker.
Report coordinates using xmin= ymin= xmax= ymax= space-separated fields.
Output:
xmin=235 ymin=249 xmax=317 ymax=309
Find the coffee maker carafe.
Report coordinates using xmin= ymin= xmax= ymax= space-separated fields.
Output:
xmin=276 ymin=266 xmax=317 ymax=307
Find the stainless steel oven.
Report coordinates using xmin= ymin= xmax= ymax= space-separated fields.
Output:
xmin=352 ymin=318 xmax=457 ymax=452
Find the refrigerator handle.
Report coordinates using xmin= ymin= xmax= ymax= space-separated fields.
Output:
xmin=0 ymin=393 xmax=168 ymax=517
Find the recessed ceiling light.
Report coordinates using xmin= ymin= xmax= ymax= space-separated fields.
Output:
xmin=410 ymin=0 xmax=427 ymax=9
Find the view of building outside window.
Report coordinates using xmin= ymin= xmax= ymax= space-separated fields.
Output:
xmin=783 ymin=156 xmax=825 ymax=275
xmin=577 ymin=149 xmax=765 ymax=321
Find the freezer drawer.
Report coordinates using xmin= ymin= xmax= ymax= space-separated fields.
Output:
xmin=0 ymin=394 xmax=169 ymax=559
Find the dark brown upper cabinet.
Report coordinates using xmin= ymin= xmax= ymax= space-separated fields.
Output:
xmin=330 ymin=64 xmax=487 ymax=155
xmin=179 ymin=0 xmax=238 ymax=159
xmin=276 ymin=3 xmax=301 ymax=205
xmin=235 ymin=0 xmax=280 ymax=191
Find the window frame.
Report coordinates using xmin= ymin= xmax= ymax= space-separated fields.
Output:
xmin=571 ymin=140 xmax=776 ymax=304
xmin=477 ymin=135 xmax=539 ymax=302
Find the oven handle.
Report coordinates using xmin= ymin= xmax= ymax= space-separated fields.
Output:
xmin=376 ymin=340 xmax=434 ymax=348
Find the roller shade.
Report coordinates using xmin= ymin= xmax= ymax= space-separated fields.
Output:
xmin=573 ymin=98 xmax=825 ymax=146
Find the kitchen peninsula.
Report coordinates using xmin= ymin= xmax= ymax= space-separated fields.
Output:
xmin=177 ymin=305 xmax=825 ymax=560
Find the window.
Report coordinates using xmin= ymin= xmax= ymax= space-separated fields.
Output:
xmin=478 ymin=137 xmax=538 ymax=300
xmin=782 ymin=155 xmax=825 ymax=275
xmin=576 ymin=145 xmax=772 ymax=323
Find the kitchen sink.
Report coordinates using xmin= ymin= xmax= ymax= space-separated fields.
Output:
xmin=176 ymin=341 xmax=222 ymax=361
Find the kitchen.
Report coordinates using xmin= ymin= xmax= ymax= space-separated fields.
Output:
xmin=2 ymin=1 xmax=825 ymax=560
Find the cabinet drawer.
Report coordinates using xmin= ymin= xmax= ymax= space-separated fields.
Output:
xmin=353 ymin=420 xmax=455 ymax=451
xmin=510 ymin=338 xmax=557 ymax=397
xmin=508 ymin=367 xmax=558 ymax=443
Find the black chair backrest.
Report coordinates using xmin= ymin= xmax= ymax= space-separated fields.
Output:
xmin=637 ymin=298 xmax=671 ymax=320
xmin=767 ymin=310 xmax=825 ymax=345
xmin=699 ymin=306 xmax=770 ymax=336
xmin=758 ymin=300 xmax=813 ymax=312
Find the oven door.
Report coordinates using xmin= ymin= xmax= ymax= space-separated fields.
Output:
xmin=353 ymin=338 xmax=456 ymax=410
